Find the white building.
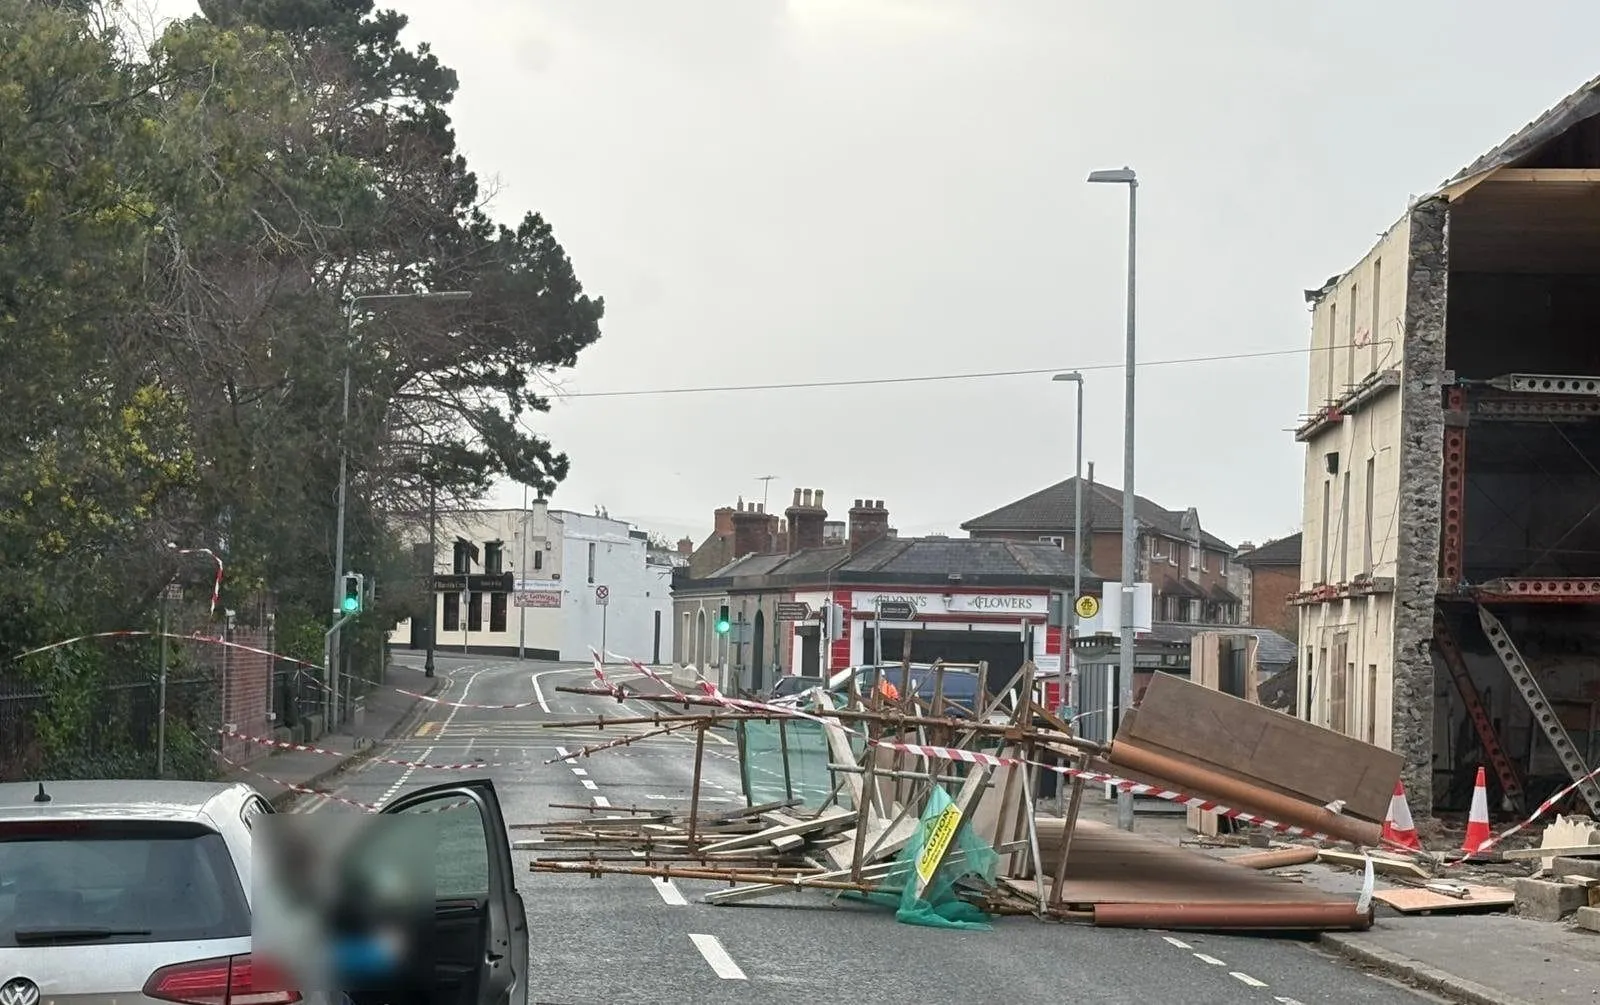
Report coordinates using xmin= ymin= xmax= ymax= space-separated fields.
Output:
xmin=389 ymin=502 xmax=675 ymax=663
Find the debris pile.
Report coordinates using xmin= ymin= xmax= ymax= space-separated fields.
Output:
xmin=524 ymin=656 xmax=1384 ymax=932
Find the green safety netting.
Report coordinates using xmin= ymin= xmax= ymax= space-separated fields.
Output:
xmin=852 ymin=784 xmax=999 ymax=931
xmin=736 ymin=715 xmax=842 ymax=809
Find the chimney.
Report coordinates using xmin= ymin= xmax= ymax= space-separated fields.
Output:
xmin=713 ymin=505 xmax=736 ymax=537
xmin=676 ymin=536 xmax=694 ymax=557
xmin=849 ymin=498 xmax=891 ymax=553
xmin=1087 ymin=461 xmax=1095 ymax=488
xmin=730 ymin=500 xmax=769 ymax=559
xmin=785 ymin=486 xmax=828 ymax=553
xmin=775 ymin=517 xmax=789 ymax=554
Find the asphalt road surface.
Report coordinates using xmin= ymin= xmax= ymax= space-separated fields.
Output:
xmin=290 ymin=654 xmax=1445 ymax=1005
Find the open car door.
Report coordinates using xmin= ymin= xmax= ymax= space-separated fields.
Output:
xmin=379 ymin=779 xmax=529 ymax=1005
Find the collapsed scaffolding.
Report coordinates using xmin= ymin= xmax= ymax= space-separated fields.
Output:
xmin=522 ymin=655 xmax=1388 ymax=932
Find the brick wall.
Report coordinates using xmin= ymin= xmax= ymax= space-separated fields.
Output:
xmin=1248 ymin=565 xmax=1299 ymax=638
xmin=215 ymin=627 xmax=273 ymax=764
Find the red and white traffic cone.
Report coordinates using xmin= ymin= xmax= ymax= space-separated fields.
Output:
xmin=1381 ymin=778 xmax=1421 ymax=851
xmin=1462 ymin=766 xmax=1493 ymax=854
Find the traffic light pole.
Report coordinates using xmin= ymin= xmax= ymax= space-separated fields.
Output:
xmin=324 ymin=611 xmax=357 ymax=729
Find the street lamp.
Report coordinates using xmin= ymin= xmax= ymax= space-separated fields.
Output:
xmin=1088 ymin=165 xmax=1137 ymax=832
xmin=1051 ymin=372 xmax=1084 ymax=719
xmin=332 ymin=289 xmax=471 ymax=718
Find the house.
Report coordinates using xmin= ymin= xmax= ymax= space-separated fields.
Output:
xmin=1293 ymin=72 xmax=1600 ymax=813
xmin=671 ymin=489 xmax=1096 ymax=693
xmin=1234 ymin=534 xmax=1302 ymax=640
xmin=960 ymin=469 xmax=1241 ymax=625
xmin=389 ymin=503 xmax=675 ymax=663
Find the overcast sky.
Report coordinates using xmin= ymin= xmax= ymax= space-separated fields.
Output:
xmin=147 ymin=1 xmax=1600 ymax=550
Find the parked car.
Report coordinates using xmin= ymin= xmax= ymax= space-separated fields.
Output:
xmin=767 ymin=674 xmax=823 ymax=702
xmin=824 ymin=663 xmax=992 ymax=718
xmin=0 ymin=778 xmax=528 ymax=1004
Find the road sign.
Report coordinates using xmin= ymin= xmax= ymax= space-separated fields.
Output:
xmin=1074 ymin=594 xmax=1100 ymax=620
xmin=595 ymin=585 xmax=610 ymax=606
xmin=775 ymin=601 xmax=812 ymax=621
xmin=876 ymin=600 xmax=917 ymax=621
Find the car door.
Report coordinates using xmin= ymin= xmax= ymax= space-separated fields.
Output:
xmin=379 ymin=779 xmax=529 ymax=1005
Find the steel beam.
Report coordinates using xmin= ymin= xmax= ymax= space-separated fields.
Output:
xmin=1474 ymin=578 xmax=1600 ymax=603
xmin=1473 ymin=396 xmax=1600 ymax=422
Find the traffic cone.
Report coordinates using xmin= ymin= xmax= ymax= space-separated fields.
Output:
xmin=1381 ymin=779 xmax=1421 ymax=851
xmin=1462 ymin=766 xmax=1493 ymax=854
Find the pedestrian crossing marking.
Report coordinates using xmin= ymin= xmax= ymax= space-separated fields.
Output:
xmin=414 ymin=721 xmax=438 ymax=737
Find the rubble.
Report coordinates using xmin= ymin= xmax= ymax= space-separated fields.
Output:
xmin=522 ymin=659 xmax=1392 ymax=933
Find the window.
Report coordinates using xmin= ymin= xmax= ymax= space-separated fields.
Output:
xmin=468 ymin=591 xmax=483 ymax=632
xmin=452 ymin=541 xmax=471 ymax=574
xmin=490 ymin=591 xmax=507 ymax=633
xmin=1320 ymin=481 xmax=1332 ymax=583
xmin=1326 ymin=301 xmax=1338 ymax=401
xmin=0 ymin=822 xmax=251 ymax=948
xmin=240 ymin=796 xmax=271 ymax=831
xmin=587 ymin=542 xmax=597 ymax=584
xmin=1363 ymin=456 xmax=1376 ymax=576
xmin=1038 ymin=535 xmax=1065 ymax=549
xmin=1219 ymin=552 xmax=1228 ymax=575
xmin=442 ymin=592 xmax=460 ymax=631
xmin=533 ymin=550 xmax=543 ymax=571
xmin=1188 ymin=544 xmax=1198 ymax=570
xmin=392 ymin=793 xmax=490 ymax=899
xmin=1366 ymin=664 xmax=1379 ymax=743
xmin=484 ymin=541 xmax=504 ymax=576
xmin=1200 ymin=549 xmax=1209 ymax=572
xmin=1371 ymin=258 xmax=1383 ymax=363
xmin=1339 ymin=472 xmax=1351 ymax=583
xmin=1346 ymin=281 xmax=1358 ymax=389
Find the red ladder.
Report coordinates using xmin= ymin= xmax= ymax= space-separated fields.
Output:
xmin=1434 ymin=612 xmax=1525 ymax=812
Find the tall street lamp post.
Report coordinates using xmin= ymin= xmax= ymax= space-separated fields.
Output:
xmin=1088 ymin=165 xmax=1138 ymax=831
xmin=1051 ymin=372 xmax=1084 ymax=717
xmin=332 ymin=290 xmax=470 ymax=717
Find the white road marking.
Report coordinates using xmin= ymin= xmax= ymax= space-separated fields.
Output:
xmin=1162 ymin=936 xmax=1191 ymax=949
xmin=652 ymin=878 xmax=688 ymax=906
xmin=581 ymin=779 xmax=598 ymax=790
xmin=689 ymin=934 xmax=747 ymax=980
xmin=379 ymin=668 xmax=486 ymax=808
xmin=1231 ymin=972 xmax=1268 ymax=988
xmin=1274 ymin=998 xmax=1306 ymax=1005
xmin=1193 ymin=953 xmax=1226 ymax=966
xmin=593 ymin=795 xmax=611 ymax=808
xmin=571 ymin=767 xmax=588 ymax=777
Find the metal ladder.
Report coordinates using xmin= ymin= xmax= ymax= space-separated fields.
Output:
xmin=1477 ymin=606 xmax=1600 ymax=816
xmin=1434 ymin=612 xmax=1524 ymax=812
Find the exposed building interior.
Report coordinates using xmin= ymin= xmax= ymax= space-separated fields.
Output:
xmin=1433 ymin=103 xmax=1600 ymax=815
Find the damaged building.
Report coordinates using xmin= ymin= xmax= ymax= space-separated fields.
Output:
xmin=1296 ymin=73 xmax=1600 ymax=817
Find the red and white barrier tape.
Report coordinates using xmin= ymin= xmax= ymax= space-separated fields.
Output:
xmin=219 ymin=729 xmax=556 ymax=772
xmin=1452 ymin=761 xmax=1600 ymax=861
xmin=174 ymin=547 xmax=225 ymax=618
xmin=211 ymin=747 xmax=380 ymax=812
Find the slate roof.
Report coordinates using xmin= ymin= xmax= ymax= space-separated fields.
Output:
xmin=1237 ymin=533 xmax=1302 ymax=569
xmin=961 ymin=477 xmax=1232 ymax=552
xmin=676 ymin=537 xmax=1102 ymax=592
xmin=1444 ymin=73 xmax=1600 ymax=188
xmin=1138 ymin=624 xmax=1297 ymax=670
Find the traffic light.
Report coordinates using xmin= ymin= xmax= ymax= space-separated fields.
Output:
xmin=341 ymin=572 xmax=365 ymax=614
xmin=825 ymin=602 xmax=845 ymax=641
xmin=714 ymin=604 xmax=731 ymax=635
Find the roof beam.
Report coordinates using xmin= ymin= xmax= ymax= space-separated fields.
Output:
xmin=1483 ymin=168 xmax=1600 ymax=183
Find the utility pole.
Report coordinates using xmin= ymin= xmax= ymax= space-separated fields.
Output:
xmin=156 ymin=585 xmax=171 ymax=778
xmin=518 ymin=483 xmax=529 ymax=661
xmin=425 ymin=482 xmax=437 ymax=677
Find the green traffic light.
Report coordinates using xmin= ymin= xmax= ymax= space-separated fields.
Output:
xmin=342 ymin=595 xmax=359 ymax=613
xmin=715 ymin=619 xmax=730 ymax=634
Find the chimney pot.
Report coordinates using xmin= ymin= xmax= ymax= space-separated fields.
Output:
xmin=815 ymin=489 xmax=825 ymax=508
xmin=792 ymin=487 xmax=802 ymax=507
xmin=802 ymin=489 xmax=813 ymax=507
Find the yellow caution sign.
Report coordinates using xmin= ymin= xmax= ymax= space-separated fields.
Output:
xmin=915 ymin=803 xmax=964 ymax=885
xmin=1074 ymin=594 xmax=1100 ymax=620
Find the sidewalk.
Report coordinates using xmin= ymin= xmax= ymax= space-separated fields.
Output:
xmin=225 ymin=658 xmax=444 ymax=809
xmin=1077 ymin=797 xmax=1600 ymax=1005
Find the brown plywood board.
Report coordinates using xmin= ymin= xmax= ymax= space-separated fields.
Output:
xmin=1372 ymin=885 xmax=1513 ymax=914
xmin=1122 ymin=672 xmax=1402 ymax=822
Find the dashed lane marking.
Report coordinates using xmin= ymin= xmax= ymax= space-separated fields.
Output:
xmin=593 ymin=795 xmax=611 ymax=808
xmin=1161 ymin=936 xmax=1191 ymax=949
xmin=1273 ymin=998 xmax=1306 ymax=1005
xmin=381 ymin=666 xmax=487 ymax=808
xmin=1193 ymin=953 xmax=1226 ymax=967
xmin=1231 ymin=973 xmax=1268 ymax=988
xmin=689 ymin=934 xmax=746 ymax=980
xmin=571 ymin=767 xmax=587 ymax=777
xmin=581 ymin=779 xmax=598 ymax=791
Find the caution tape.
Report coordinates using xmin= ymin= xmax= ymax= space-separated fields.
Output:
xmin=1451 ymin=760 xmax=1600 ymax=861
xmin=211 ymin=748 xmax=381 ymax=812
xmin=219 ymin=729 xmax=562 ymax=772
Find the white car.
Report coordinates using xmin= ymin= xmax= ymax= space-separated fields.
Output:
xmin=0 ymin=778 xmax=528 ymax=1004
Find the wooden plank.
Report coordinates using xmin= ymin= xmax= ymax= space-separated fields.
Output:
xmin=1317 ymin=848 xmax=1430 ymax=880
xmin=1485 ymin=168 xmax=1600 ymax=184
xmin=1500 ymin=844 xmax=1600 ymax=861
xmin=1373 ymin=885 xmax=1513 ymax=914
xmin=699 ymin=807 xmax=853 ymax=854
xmin=1123 ymin=672 xmax=1401 ymax=821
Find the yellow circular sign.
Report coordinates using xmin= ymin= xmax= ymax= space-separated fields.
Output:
xmin=1074 ymin=594 xmax=1100 ymax=620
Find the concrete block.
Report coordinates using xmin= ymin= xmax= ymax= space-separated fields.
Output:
xmin=1574 ymin=906 xmax=1600 ymax=933
xmin=1552 ymin=856 xmax=1600 ymax=881
xmin=1514 ymin=877 xmax=1587 ymax=921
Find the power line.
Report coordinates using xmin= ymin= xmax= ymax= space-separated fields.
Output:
xmin=552 ymin=340 xmax=1389 ymax=401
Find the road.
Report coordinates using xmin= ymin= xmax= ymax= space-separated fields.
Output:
xmin=291 ymin=654 xmax=1446 ymax=1005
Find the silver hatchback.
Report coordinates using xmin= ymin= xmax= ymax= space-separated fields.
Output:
xmin=0 ymin=777 xmax=528 ymax=1004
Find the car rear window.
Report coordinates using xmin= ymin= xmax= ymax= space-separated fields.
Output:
xmin=0 ymin=819 xmax=251 ymax=947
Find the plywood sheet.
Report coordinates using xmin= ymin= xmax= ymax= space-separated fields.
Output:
xmin=1372 ymin=885 xmax=1514 ymax=914
xmin=1123 ymin=672 xmax=1401 ymax=822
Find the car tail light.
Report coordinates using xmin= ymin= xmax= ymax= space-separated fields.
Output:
xmin=143 ymin=954 xmax=302 ymax=1005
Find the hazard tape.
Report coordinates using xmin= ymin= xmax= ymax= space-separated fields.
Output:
xmin=1451 ymin=760 xmax=1600 ymax=861
xmin=219 ymin=729 xmax=560 ymax=772
xmin=211 ymin=748 xmax=380 ymax=812
xmin=174 ymin=547 xmax=224 ymax=618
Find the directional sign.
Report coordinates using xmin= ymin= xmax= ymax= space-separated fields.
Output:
xmin=876 ymin=600 xmax=917 ymax=621
xmin=595 ymin=585 xmax=610 ymax=606
xmin=775 ymin=601 xmax=812 ymax=621
xmin=1074 ymin=594 xmax=1100 ymax=620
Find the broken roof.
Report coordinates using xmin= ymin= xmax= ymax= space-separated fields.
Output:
xmin=961 ymin=476 xmax=1232 ymax=552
